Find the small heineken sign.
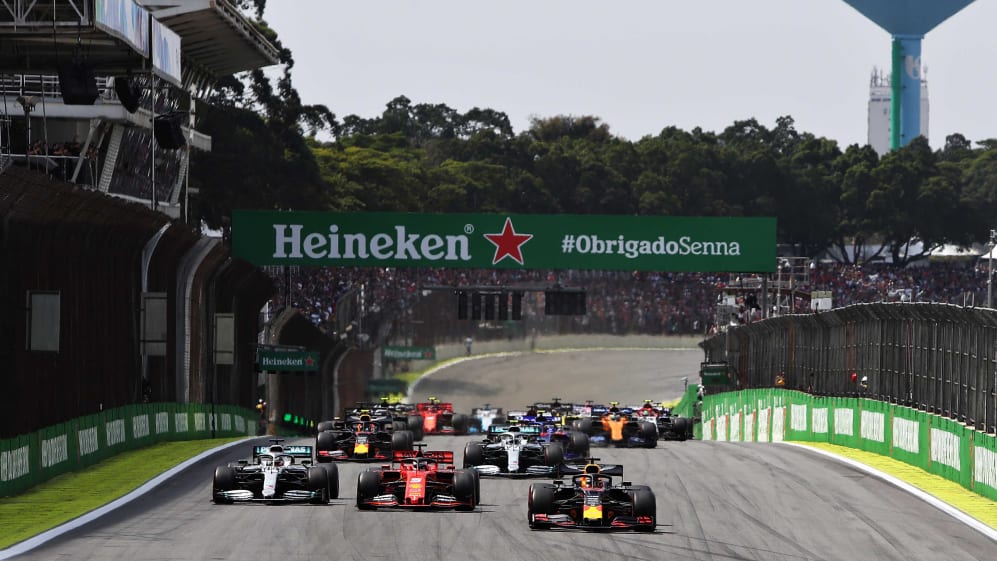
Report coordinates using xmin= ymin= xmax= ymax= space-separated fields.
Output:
xmin=383 ymin=346 xmax=436 ymax=360
xmin=258 ymin=350 xmax=319 ymax=371
xmin=700 ymin=362 xmax=730 ymax=386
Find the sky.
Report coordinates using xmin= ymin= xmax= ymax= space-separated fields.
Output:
xmin=262 ymin=0 xmax=997 ymax=150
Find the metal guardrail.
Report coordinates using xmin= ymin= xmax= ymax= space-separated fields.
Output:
xmin=700 ymin=302 xmax=997 ymax=434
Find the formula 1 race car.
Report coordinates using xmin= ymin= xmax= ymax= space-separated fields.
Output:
xmin=470 ymin=404 xmax=505 ymax=433
xmin=315 ymin=412 xmax=414 ymax=461
xmin=212 ymin=440 xmax=338 ymax=504
xmin=527 ymin=461 xmax=656 ymax=531
xmin=463 ymin=425 xmax=563 ymax=477
xmin=576 ymin=403 xmax=658 ymax=448
xmin=415 ymin=397 xmax=471 ymax=435
xmin=533 ymin=420 xmax=590 ymax=461
xmin=338 ymin=399 xmax=425 ymax=440
xmin=356 ymin=447 xmax=479 ymax=510
xmin=637 ymin=402 xmax=694 ymax=441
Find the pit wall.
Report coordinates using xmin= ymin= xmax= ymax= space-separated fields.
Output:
xmin=0 ymin=403 xmax=256 ymax=497
xmin=699 ymin=389 xmax=997 ymax=501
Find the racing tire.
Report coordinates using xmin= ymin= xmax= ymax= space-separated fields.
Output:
xmin=466 ymin=465 xmax=482 ymax=505
xmin=639 ymin=422 xmax=658 ymax=448
xmin=392 ymin=420 xmax=408 ymax=433
xmin=452 ymin=414 xmax=470 ymax=435
xmin=578 ymin=418 xmax=594 ymax=435
xmin=315 ymin=431 xmax=340 ymax=462
xmin=674 ymin=417 xmax=691 ymax=440
xmin=392 ymin=430 xmax=414 ymax=451
xmin=528 ymin=484 xmax=556 ymax=529
xmin=454 ymin=469 xmax=476 ymax=511
xmin=568 ymin=431 xmax=590 ymax=457
xmin=212 ymin=466 xmax=236 ymax=504
xmin=307 ymin=466 xmax=330 ymax=504
xmin=407 ymin=415 xmax=425 ymax=440
xmin=463 ymin=442 xmax=485 ymax=468
xmin=632 ymin=487 xmax=656 ymax=532
xmin=316 ymin=421 xmax=336 ymax=433
xmin=356 ymin=470 xmax=381 ymax=510
xmin=544 ymin=442 xmax=564 ymax=468
xmin=320 ymin=462 xmax=340 ymax=499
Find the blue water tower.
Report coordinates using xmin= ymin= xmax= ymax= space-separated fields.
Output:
xmin=842 ymin=1 xmax=976 ymax=149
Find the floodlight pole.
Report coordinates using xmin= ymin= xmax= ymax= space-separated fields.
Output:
xmin=989 ymin=229 xmax=996 ymax=308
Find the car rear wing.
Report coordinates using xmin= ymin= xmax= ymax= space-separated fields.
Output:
xmin=416 ymin=402 xmax=454 ymax=412
xmin=472 ymin=407 xmax=503 ymax=415
xmin=392 ymin=450 xmax=455 ymax=464
xmin=488 ymin=424 xmax=541 ymax=435
xmin=561 ymin=462 xmax=624 ymax=476
xmin=253 ymin=445 xmax=313 ymax=458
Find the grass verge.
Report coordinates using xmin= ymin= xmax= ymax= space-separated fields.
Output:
xmin=0 ymin=437 xmax=243 ymax=550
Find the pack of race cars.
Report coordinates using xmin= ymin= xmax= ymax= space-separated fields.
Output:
xmin=211 ymin=396 xmax=692 ymax=532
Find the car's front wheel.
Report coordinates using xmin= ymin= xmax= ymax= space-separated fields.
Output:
xmin=212 ymin=466 xmax=236 ymax=504
xmin=307 ymin=466 xmax=330 ymax=504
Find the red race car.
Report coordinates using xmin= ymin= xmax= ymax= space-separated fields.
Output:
xmin=356 ymin=448 xmax=479 ymax=510
xmin=415 ymin=397 xmax=471 ymax=435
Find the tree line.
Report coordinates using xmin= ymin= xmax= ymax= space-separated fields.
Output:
xmin=194 ymin=2 xmax=997 ymax=267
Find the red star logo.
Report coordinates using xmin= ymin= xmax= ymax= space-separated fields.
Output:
xmin=484 ymin=217 xmax=533 ymax=265
xmin=305 ymin=355 xmax=315 ymax=367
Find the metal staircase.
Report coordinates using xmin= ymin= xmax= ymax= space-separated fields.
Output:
xmin=97 ymin=124 xmax=123 ymax=193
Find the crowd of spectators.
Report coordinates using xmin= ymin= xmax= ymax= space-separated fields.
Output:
xmin=263 ymin=259 xmax=996 ymax=340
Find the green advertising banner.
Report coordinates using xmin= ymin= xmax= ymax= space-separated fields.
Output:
xmin=700 ymin=362 xmax=730 ymax=386
xmin=232 ymin=210 xmax=776 ymax=272
xmin=258 ymin=350 xmax=319 ymax=371
xmin=382 ymin=346 xmax=436 ymax=360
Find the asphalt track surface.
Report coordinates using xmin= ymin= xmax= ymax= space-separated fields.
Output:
xmin=12 ymin=349 xmax=995 ymax=560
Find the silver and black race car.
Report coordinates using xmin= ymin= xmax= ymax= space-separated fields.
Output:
xmin=212 ymin=440 xmax=338 ymax=504
xmin=527 ymin=461 xmax=656 ymax=531
xmin=463 ymin=424 xmax=563 ymax=477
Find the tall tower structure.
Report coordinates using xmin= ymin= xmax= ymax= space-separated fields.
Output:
xmin=843 ymin=0 xmax=974 ymax=150
xmin=868 ymin=66 xmax=928 ymax=156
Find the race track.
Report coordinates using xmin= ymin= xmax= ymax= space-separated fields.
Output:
xmin=14 ymin=349 xmax=994 ymax=560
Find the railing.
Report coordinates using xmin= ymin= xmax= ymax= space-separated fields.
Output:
xmin=0 ymin=73 xmax=115 ymax=102
xmin=6 ymin=152 xmax=98 ymax=186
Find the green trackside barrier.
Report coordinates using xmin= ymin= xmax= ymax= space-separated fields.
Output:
xmin=700 ymin=390 xmax=997 ymax=501
xmin=925 ymin=415 xmax=971 ymax=488
xmin=859 ymin=399 xmax=890 ymax=457
xmin=830 ymin=396 xmax=860 ymax=449
xmin=0 ymin=403 xmax=256 ymax=498
xmin=974 ymin=432 xmax=997 ymax=501
xmin=890 ymin=406 xmax=925 ymax=470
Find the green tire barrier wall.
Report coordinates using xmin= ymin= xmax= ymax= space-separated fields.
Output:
xmin=699 ymin=390 xmax=997 ymax=501
xmin=0 ymin=403 xmax=257 ymax=498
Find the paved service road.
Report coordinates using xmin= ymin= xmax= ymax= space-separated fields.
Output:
xmin=15 ymin=350 xmax=994 ymax=560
